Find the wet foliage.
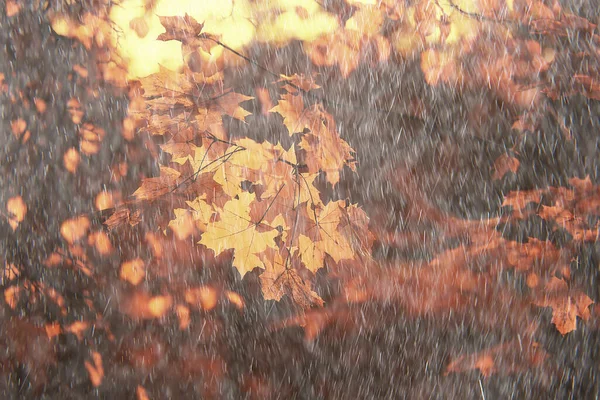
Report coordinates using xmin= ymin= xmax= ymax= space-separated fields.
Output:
xmin=1 ymin=0 xmax=599 ymax=398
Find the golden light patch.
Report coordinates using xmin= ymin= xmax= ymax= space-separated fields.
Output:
xmin=88 ymin=231 xmax=114 ymax=255
xmin=120 ymin=258 xmax=146 ymax=285
xmin=95 ymin=191 xmax=114 ymax=211
xmin=60 ymin=216 xmax=90 ymax=244
xmin=110 ymin=0 xmax=338 ymax=78
xmin=6 ymin=196 xmax=27 ymax=231
xmin=185 ymin=286 xmax=218 ymax=310
xmin=148 ymin=295 xmax=173 ymax=317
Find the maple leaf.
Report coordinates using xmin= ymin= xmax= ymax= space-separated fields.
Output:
xmin=532 ymin=277 xmax=594 ymax=335
xmin=133 ymin=166 xmax=181 ymax=201
xmin=299 ymin=121 xmax=356 ymax=186
xmin=200 ymin=192 xmax=279 ymax=277
xmin=138 ymin=66 xmax=251 ymax=139
xmin=278 ymin=73 xmax=321 ymax=94
xmin=259 ymin=247 xmax=324 ymax=309
xmin=295 ymin=201 xmax=356 ymax=273
xmin=139 ymin=64 xmax=222 ymax=100
xmin=156 ymin=14 xmax=215 ymax=53
xmin=270 ymin=93 xmax=310 ymax=135
xmin=169 ymin=195 xmax=214 ymax=240
xmin=336 ymin=202 xmax=374 ymax=254
xmin=270 ymin=93 xmax=356 ymax=185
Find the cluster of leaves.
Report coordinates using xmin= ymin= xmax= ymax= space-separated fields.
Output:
xmin=2 ymin=0 xmax=598 ymax=393
xmin=305 ymin=0 xmax=599 ymax=110
xmin=113 ymin=14 xmax=373 ymax=309
xmin=0 ymin=0 xmax=140 ymax=394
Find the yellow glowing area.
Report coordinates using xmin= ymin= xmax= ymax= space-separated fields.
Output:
xmin=110 ymin=0 xmax=256 ymax=78
xmin=110 ymin=0 xmax=340 ymax=79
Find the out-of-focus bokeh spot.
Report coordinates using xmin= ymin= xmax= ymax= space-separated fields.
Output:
xmin=225 ymin=290 xmax=245 ymax=310
xmin=5 ymin=0 xmax=20 ymax=17
xmin=10 ymin=118 xmax=29 ymax=142
xmin=185 ymin=286 xmax=218 ymax=310
xmin=6 ymin=195 xmax=27 ymax=231
xmin=67 ymin=97 xmax=84 ymax=124
xmin=60 ymin=216 xmax=90 ymax=244
xmin=79 ymin=123 xmax=106 ymax=155
xmin=95 ymin=191 xmax=115 ymax=211
xmin=120 ymin=258 xmax=146 ymax=285
xmin=4 ymin=286 xmax=20 ymax=309
xmin=137 ymin=386 xmax=150 ymax=400
xmin=88 ymin=231 xmax=114 ymax=255
xmin=63 ymin=147 xmax=81 ymax=173
xmin=121 ymin=290 xmax=174 ymax=319
xmin=176 ymin=304 xmax=191 ymax=330
xmin=84 ymin=351 xmax=104 ymax=387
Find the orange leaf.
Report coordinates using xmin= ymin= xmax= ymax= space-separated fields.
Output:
xmin=533 ymin=277 xmax=594 ymax=335
xmin=84 ymin=351 xmax=104 ymax=387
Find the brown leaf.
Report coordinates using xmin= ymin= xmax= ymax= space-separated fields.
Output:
xmin=157 ymin=14 xmax=216 ymax=53
xmin=446 ymin=339 xmax=548 ymax=377
xmin=532 ymin=277 xmax=594 ymax=335
xmin=157 ymin=14 xmax=204 ymax=42
xmin=133 ymin=166 xmax=181 ymax=201
xmin=260 ymin=248 xmax=324 ymax=309
xmin=502 ymin=190 xmax=542 ymax=213
xmin=492 ymin=153 xmax=520 ymax=180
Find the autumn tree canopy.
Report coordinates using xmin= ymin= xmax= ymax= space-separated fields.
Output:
xmin=1 ymin=0 xmax=599 ymax=397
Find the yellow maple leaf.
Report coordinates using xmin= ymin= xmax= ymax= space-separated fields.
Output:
xmin=200 ymin=192 xmax=279 ymax=277
xmin=297 ymin=201 xmax=355 ymax=272
xmin=270 ymin=93 xmax=309 ymax=135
